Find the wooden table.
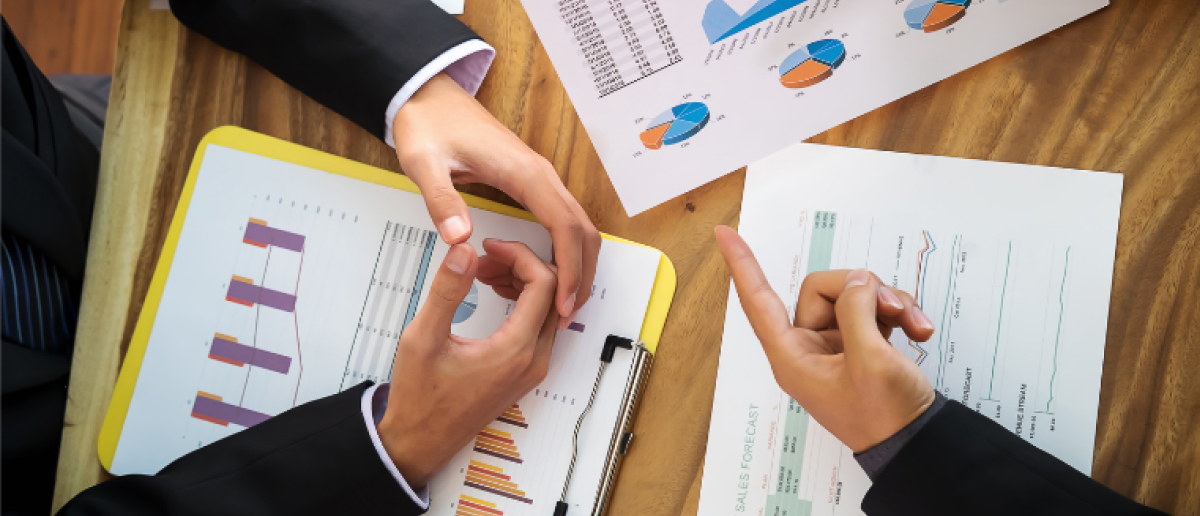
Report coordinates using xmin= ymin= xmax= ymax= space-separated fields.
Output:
xmin=53 ymin=0 xmax=1200 ymax=514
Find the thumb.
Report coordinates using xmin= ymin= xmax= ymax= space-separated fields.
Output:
xmin=406 ymin=158 xmax=473 ymax=244
xmin=834 ymin=269 xmax=892 ymax=369
xmin=408 ymin=243 xmax=478 ymax=345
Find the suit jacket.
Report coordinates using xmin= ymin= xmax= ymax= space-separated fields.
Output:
xmin=863 ymin=400 xmax=1167 ymax=516
xmin=2 ymin=17 xmax=99 ymax=516
xmin=3 ymin=0 xmax=476 ymax=513
xmin=170 ymin=0 xmax=482 ymax=141
xmin=58 ymin=383 xmax=424 ymax=516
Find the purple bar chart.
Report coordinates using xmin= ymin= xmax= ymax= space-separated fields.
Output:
xmin=207 ymin=333 xmax=292 ymax=374
xmin=242 ymin=218 xmax=306 ymax=252
xmin=190 ymin=392 xmax=271 ymax=428
xmin=225 ymin=276 xmax=297 ymax=312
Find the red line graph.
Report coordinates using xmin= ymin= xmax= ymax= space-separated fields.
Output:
xmin=292 ymin=245 xmax=306 ymax=406
xmin=908 ymin=230 xmax=935 ymax=365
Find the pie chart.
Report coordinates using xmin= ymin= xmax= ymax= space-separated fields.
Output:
xmin=905 ymin=0 xmax=971 ymax=33
xmin=640 ymin=102 xmax=711 ymax=150
xmin=779 ymin=39 xmax=846 ymax=89
xmin=453 ymin=283 xmax=479 ymax=324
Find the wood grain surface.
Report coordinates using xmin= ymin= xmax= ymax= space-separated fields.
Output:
xmin=54 ymin=0 xmax=1200 ymax=514
xmin=1 ymin=0 xmax=124 ymax=75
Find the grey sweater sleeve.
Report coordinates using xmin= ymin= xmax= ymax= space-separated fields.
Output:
xmin=853 ymin=391 xmax=948 ymax=481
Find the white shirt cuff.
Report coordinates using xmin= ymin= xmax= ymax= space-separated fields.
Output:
xmin=383 ymin=39 xmax=496 ymax=148
xmin=361 ymin=383 xmax=430 ymax=509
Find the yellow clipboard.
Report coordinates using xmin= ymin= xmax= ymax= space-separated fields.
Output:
xmin=97 ymin=126 xmax=676 ymax=470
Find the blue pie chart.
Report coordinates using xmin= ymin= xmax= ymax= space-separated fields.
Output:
xmin=453 ymin=283 xmax=479 ymax=324
xmin=640 ymin=102 xmax=711 ymax=150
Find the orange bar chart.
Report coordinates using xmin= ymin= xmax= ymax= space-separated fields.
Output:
xmin=496 ymin=405 xmax=528 ymax=428
xmin=456 ymin=494 xmax=503 ymax=516
xmin=463 ymin=460 xmax=532 ymax=504
xmin=473 ymin=427 xmax=522 ymax=464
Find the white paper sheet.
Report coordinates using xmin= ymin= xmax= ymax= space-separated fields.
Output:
xmin=698 ymin=144 xmax=1122 ymax=516
xmin=520 ymin=0 xmax=1107 ymax=214
xmin=112 ymin=144 xmax=663 ymax=516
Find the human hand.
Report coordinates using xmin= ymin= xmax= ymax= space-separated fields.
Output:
xmin=377 ymin=239 xmax=559 ymax=489
xmin=715 ymin=225 xmax=936 ymax=453
xmin=392 ymin=73 xmax=599 ymax=328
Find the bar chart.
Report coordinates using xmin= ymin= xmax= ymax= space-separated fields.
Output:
xmin=456 ymin=494 xmax=505 ymax=516
xmin=109 ymin=144 xmax=563 ymax=476
xmin=495 ymin=405 xmax=528 ymax=429
xmin=464 ymin=460 xmax=533 ymax=504
xmin=207 ymin=333 xmax=291 ymax=374
xmin=474 ymin=426 xmax=524 ymax=464
xmin=225 ymin=276 xmax=298 ymax=312
xmin=191 ymin=217 xmax=310 ymax=429
xmin=189 ymin=391 xmax=270 ymax=428
xmin=242 ymin=218 xmax=306 ymax=251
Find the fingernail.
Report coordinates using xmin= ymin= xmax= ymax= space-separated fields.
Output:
xmin=913 ymin=307 xmax=935 ymax=331
xmin=446 ymin=245 xmax=470 ymax=274
xmin=878 ymin=287 xmax=903 ymax=310
xmin=561 ymin=293 xmax=577 ymax=317
xmin=439 ymin=215 xmax=468 ymax=242
xmin=845 ymin=269 xmax=870 ymax=289
xmin=558 ymin=308 xmax=580 ymax=330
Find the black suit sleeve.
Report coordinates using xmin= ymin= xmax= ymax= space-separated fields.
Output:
xmin=862 ymin=400 xmax=1166 ymax=516
xmin=57 ymin=383 xmax=424 ymax=516
xmin=169 ymin=0 xmax=482 ymax=141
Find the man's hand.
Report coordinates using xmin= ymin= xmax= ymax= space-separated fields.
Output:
xmin=377 ymin=239 xmax=559 ymax=489
xmin=393 ymin=73 xmax=599 ymax=328
xmin=715 ymin=225 xmax=936 ymax=453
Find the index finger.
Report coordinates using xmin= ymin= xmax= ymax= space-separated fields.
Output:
xmin=714 ymin=226 xmax=796 ymax=358
xmin=528 ymin=176 xmax=600 ymax=324
xmin=486 ymin=240 xmax=559 ymax=343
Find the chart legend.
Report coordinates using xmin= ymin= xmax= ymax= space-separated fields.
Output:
xmin=779 ymin=39 xmax=846 ymax=89
xmin=905 ymin=0 xmax=971 ymax=33
xmin=640 ymin=103 xmax=711 ymax=150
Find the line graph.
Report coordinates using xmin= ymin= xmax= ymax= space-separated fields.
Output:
xmin=985 ymin=241 xmax=1013 ymax=401
xmin=1040 ymin=247 xmax=1071 ymax=414
xmin=725 ymin=205 xmax=1109 ymax=516
xmin=908 ymin=230 xmax=937 ymax=365
xmin=934 ymin=236 xmax=961 ymax=389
